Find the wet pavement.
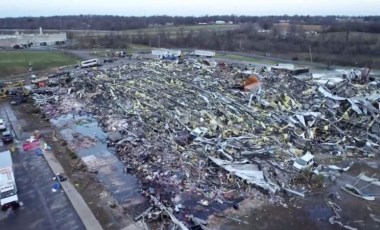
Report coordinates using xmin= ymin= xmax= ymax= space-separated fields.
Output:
xmin=0 ymin=102 xmax=85 ymax=230
xmin=51 ymin=114 xmax=145 ymax=209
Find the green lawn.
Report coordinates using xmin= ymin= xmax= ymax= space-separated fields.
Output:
xmin=72 ymin=24 xmax=241 ymax=38
xmin=90 ymin=44 xmax=152 ymax=57
xmin=136 ymin=24 xmax=240 ymax=33
xmin=128 ymin=25 xmax=241 ymax=39
xmin=0 ymin=51 xmax=78 ymax=77
xmin=215 ymin=53 xmax=276 ymax=65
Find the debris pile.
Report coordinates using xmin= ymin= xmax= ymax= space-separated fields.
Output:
xmin=32 ymin=59 xmax=380 ymax=228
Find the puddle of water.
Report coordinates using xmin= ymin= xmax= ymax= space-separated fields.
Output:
xmin=51 ymin=114 xmax=144 ymax=207
xmin=51 ymin=113 xmax=245 ymax=223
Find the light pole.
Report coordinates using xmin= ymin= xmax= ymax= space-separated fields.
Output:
xmin=309 ymin=46 xmax=313 ymax=63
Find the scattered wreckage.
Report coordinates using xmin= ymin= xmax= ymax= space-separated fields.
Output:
xmin=341 ymin=173 xmax=380 ymax=201
xmin=30 ymin=58 xmax=379 ymax=228
xmin=327 ymin=201 xmax=358 ymax=230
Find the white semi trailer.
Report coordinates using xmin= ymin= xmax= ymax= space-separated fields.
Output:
xmin=193 ymin=50 xmax=215 ymax=58
xmin=0 ymin=150 xmax=19 ymax=210
xmin=152 ymin=49 xmax=181 ymax=59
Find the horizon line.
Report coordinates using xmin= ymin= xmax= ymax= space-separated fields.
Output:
xmin=1 ymin=14 xmax=379 ymax=19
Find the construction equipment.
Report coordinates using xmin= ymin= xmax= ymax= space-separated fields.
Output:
xmin=0 ymin=80 xmax=25 ymax=98
xmin=32 ymin=77 xmax=48 ymax=88
xmin=113 ymin=51 xmax=126 ymax=58
xmin=9 ymin=94 xmax=28 ymax=105
xmin=243 ymin=75 xmax=262 ymax=107
xmin=0 ymin=80 xmax=30 ymax=106
xmin=243 ymin=75 xmax=261 ymax=91
xmin=8 ymin=84 xmax=30 ymax=105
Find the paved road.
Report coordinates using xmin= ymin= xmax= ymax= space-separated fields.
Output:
xmin=67 ymin=50 xmax=137 ymax=66
xmin=0 ymin=102 xmax=85 ymax=230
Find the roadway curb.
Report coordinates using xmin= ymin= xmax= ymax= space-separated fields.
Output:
xmin=43 ymin=150 xmax=104 ymax=230
xmin=43 ymin=134 xmax=144 ymax=230
xmin=3 ymin=105 xmax=103 ymax=230
xmin=4 ymin=104 xmax=144 ymax=230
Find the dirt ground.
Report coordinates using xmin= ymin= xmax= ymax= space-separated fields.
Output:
xmin=11 ymin=101 xmax=134 ymax=230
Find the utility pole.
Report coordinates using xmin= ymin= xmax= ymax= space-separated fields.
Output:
xmin=144 ymin=10 xmax=147 ymax=28
xmin=309 ymin=46 xmax=313 ymax=63
xmin=158 ymin=35 xmax=160 ymax=48
xmin=239 ymin=39 xmax=242 ymax=51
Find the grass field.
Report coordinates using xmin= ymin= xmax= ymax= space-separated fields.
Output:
xmin=215 ymin=53 xmax=277 ymax=65
xmin=132 ymin=24 xmax=241 ymax=33
xmin=71 ymin=24 xmax=241 ymax=38
xmin=0 ymin=51 xmax=78 ymax=77
xmin=90 ymin=44 xmax=152 ymax=57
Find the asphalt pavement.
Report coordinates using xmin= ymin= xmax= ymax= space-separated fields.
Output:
xmin=0 ymin=102 xmax=85 ymax=230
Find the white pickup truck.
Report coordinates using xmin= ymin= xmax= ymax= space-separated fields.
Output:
xmin=0 ymin=119 xmax=6 ymax=131
xmin=293 ymin=152 xmax=315 ymax=171
xmin=0 ymin=150 xmax=19 ymax=210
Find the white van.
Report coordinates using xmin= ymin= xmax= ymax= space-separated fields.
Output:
xmin=80 ymin=59 xmax=101 ymax=68
xmin=0 ymin=119 xmax=6 ymax=131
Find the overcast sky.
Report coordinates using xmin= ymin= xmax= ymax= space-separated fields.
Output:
xmin=0 ymin=0 xmax=379 ymax=17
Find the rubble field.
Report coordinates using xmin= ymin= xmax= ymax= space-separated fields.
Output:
xmin=32 ymin=59 xmax=380 ymax=229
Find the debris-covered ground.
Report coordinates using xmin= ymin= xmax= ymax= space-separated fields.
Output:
xmin=31 ymin=59 xmax=380 ymax=229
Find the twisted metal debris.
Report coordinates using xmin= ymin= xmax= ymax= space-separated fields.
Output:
xmin=32 ymin=59 xmax=380 ymax=228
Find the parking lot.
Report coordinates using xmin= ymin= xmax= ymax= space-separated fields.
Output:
xmin=0 ymin=102 xmax=85 ymax=230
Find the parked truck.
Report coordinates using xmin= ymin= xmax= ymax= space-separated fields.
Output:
xmin=80 ymin=59 xmax=101 ymax=68
xmin=193 ymin=50 xmax=215 ymax=58
xmin=152 ymin=49 xmax=181 ymax=59
xmin=0 ymin=150 xmax=19 ymax=210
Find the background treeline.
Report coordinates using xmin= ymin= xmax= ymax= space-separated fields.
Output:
xmin=2 ymin=15 xmax=380 ymax=68
xmin=1 ymin=15 xmax=380 ymax=33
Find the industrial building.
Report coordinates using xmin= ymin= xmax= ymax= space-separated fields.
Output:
xmin=0 ymin=28 xmax=67 ymax=48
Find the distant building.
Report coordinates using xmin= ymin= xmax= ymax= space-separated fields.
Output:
xmin=0 ymin=28 xmax=67 ymax=48
xmin=305 ymin=31 xmax=319 ymax=38
xmin=272 ymin=22 xmax=324 ymax=36
xmin=257 ymin=29 xmax=271 ymax=33
xmin=272 ymin=63 xmax=309 ymax=75
xmin=336 ymin=17 xmax=364 ymax=23
xmin=215 ymin=21 xmax=226 ymax=25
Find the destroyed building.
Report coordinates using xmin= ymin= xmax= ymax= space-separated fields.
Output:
xmin=31 ymin=58 xmax=380 ymax=229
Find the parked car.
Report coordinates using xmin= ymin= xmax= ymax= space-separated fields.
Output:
xmin=293 ymin=152 xmax=315 ymax=171
xmin=0 ymin=119 xmax=6 ymax=131
xmin=104 ymin=58 xmax=114 ymax=63
xmin=2 ymin=131 xmax=13 ymax=143
xmin=10 ymin=95 xmax=28 ymax=105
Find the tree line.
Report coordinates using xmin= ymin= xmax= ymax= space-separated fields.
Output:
xmin=2 ymin=15 xmax=380 ymax=68
xmin=75 ymin=23 xmax=377 ymax=68
xmin=1 ymin=15 xmax=380 ymax=33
